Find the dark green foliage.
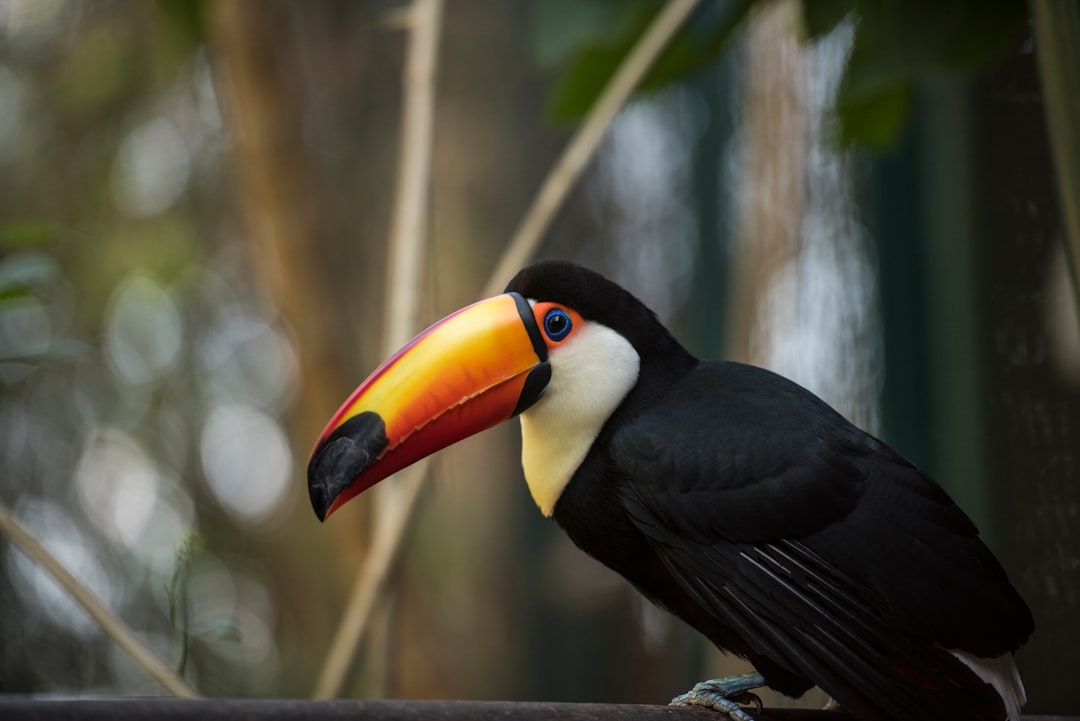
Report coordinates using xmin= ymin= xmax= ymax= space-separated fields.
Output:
xmin=834 ymin=0 xmax=1028 ymax=148
xmin=154 ymin=0 xmax=207 ymax=49
xmin=539 ymin=0 xmax=1029 ymax=149
xmin=540 ymin=0 xmax=754 ymax=122
xmin=0 ymin=228 xmax=81 ymax=370
xmin=0 ymin=221 xmax=59 ymax=252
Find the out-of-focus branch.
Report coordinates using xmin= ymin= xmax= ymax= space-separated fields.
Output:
xmin=1033 ymin=0 xmax=1080 ymax=318
xmin=382 ymin=0 xmax=444 ymax=354
xmin=311 ymin=0 xmax=703 ymax=699
xmin=481 ymin=0 xmax=703 ymax=298
xmin=0 ymin=501 xmax=198 ymax=698
xmin=313 ymin=0 xmax=444 ymax=699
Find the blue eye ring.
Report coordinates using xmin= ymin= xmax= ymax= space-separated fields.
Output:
xmin=543 ymin=308 xmax=572 ymax=342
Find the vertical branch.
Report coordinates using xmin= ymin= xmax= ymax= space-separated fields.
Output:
xmin=0 ymin=501 xmax=198 ymax=698
xmin=313 ymin=461 xmax=429 ymax=699
xmin=1033 ymin=0 xmax=1080 ymax=318
xmin=314 ymin=0 xmax=444 ymax=699
xmin=383 ymin=0 xmax=444 ymax=353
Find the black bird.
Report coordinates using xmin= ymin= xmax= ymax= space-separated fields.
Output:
xmin=308 ymin=260 xmax=1033 ymax=721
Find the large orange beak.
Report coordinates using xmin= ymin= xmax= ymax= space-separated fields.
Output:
xmin=308 ymin=292 xmax=550 ymax=521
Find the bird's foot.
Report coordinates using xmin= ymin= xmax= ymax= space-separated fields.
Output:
xmin=670 ymin=672 xmax=765 ymax=721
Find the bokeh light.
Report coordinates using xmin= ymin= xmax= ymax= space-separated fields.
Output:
xmin=104 ymin=275 xmax=183 ymax=388
xmin=74 ymin=428 xmax=158 ymax=548
xmin=597 ymin=92 xmax=701 ymax=323
xmin=111 ymin=118 xmax=192 ymax=218
xmin=197 ymin=306 xmax=298 ymax=413
xmin=199 ymin=404 xmax=292 ymax=525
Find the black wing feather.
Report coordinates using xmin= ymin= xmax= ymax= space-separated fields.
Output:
xmin=599 ymin=361 xmax=1032 ymax=721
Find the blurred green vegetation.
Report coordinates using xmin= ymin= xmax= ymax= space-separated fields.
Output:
xmin=545 ymin=0 xmax=1027 ymax=148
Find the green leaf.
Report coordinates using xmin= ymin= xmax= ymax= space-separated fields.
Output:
xmin=548 ymin=0 xmax=756 ymax=122
xmin=830 ymin=0 xmax=1027 ymax=149
xmin=541 ymin=0 xmax=1027 ymax=148
xmin=531 ymin=0 xmax=643 ymax=70
xmin=547 ymin=1 xmax=657 ymax=121
xmin=837 ymin=82 xmax=912 ymax=150
xmin=0 ymin=221 xmax=58 ymax=249
xmin=154 ymin=0 xmax=206 ymax=48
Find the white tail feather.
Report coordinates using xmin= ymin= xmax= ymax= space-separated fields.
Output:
xmin=950 ymin=649 xmax=1026 ymax=721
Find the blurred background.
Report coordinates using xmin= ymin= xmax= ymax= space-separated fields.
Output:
xmin=0 ymin=0 xmax=1077 ymax=715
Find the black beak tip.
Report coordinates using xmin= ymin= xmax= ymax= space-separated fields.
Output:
xmin=307 ymin=440 xmax=352 ymax=522
xmin=306 ymin=466 xmax=335 ymax=523
xmin=307 ymin=412 xmax=390 ymax=522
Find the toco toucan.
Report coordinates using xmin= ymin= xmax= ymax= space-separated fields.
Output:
xmin=308 ymin=260 xmax=1033 ymax=721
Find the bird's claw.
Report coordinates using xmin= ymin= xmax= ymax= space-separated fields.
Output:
xmin=670 ymin=673 xmax=766 ymax=721
xmin=734 ymin=691 xmax=764 ymax=713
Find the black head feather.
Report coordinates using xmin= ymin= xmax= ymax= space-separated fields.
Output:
xmin=504 ymin=260 xmax=695 ymax=374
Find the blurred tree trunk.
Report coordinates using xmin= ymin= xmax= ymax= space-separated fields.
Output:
xmin=206 ymin=1 xmax=364 ymax=695
xmin=207 ymin=2 xmax=352 ymax=438
xmin=727 ymin=0 xmax=805 ymax=366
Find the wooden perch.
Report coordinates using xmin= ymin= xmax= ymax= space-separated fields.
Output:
xmin=0 ymin=699 xmax=1071 ymax=721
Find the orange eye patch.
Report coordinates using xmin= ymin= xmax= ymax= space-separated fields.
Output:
xmin=531 ymin=302 xmax=585 ymax=350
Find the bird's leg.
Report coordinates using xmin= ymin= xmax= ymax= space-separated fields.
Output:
xmin=670 ymin=672 xmax=766 ymax=721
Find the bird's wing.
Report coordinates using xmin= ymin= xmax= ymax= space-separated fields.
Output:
xmin=608 ymin=363 xmax=1030 ymax=721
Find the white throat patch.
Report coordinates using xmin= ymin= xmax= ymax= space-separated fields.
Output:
xmin=518 ymin=320 xmax=640 ymax=516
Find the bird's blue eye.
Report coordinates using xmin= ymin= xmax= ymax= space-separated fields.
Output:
xmin=543 ymin=308 xmax=572 ymax=342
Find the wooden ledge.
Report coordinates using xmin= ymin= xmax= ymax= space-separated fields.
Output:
xmin=0 ymin=698 xmax=1072 ymax=721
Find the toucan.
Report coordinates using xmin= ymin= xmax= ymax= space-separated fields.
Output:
xmin=308 ymin=260 xmax=1033 ymax=721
